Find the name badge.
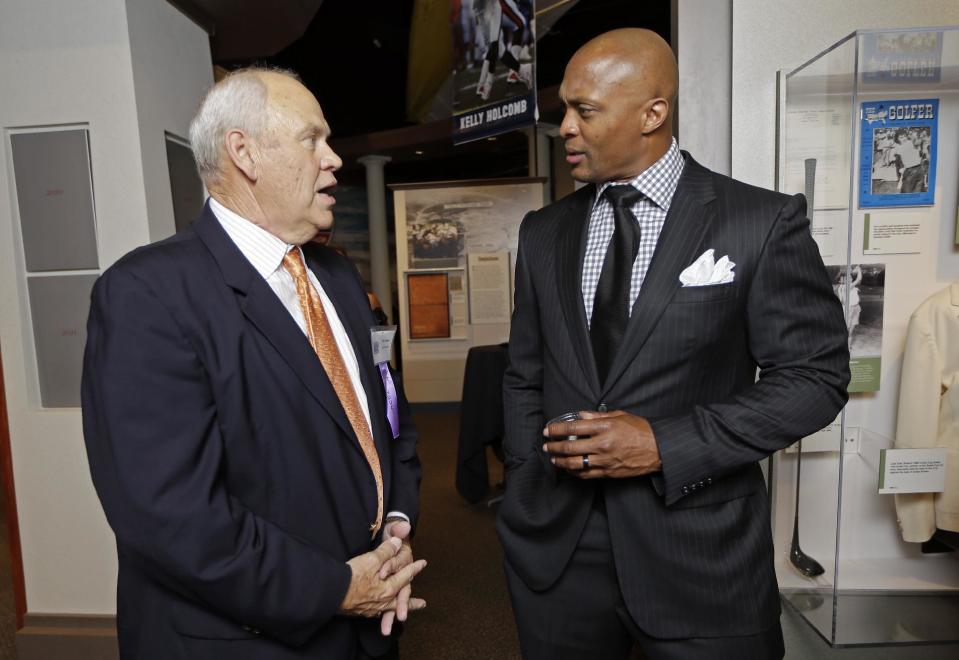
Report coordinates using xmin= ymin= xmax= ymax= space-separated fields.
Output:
xmin=371 ymin=326 xmax=397 ymax=365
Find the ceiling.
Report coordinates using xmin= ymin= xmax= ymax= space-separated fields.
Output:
xmin=170 ymin=0 xmax=671 ymax=183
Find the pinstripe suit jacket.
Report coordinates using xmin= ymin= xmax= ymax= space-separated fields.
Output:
xmin=496 ymin=154 xmax=850 ymax=639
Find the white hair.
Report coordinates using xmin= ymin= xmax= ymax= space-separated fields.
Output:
xmin=188 ymin=67 xmax=301 ymax=184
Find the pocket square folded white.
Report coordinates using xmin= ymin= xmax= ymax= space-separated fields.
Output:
xmin=679 ymin=249 xmax=736 ymax=286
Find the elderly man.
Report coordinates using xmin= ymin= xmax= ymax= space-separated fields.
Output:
xmin=497 ymin=29 xmax=849 ymax=659
xmin=82 ymin=68 xmax=425 ymax=659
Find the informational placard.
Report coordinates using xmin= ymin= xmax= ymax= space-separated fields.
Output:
xmin=467 ymin=251 xmax=511 ymax=324
xmin=451 ymin=0 xmax=536 ymax=143
xmin=862 ymin=212 xmax=923 ymax=255
xmin=878 ymin=448 xmax=947 ymax=495
xmin=447 ymin=269 xmax=469 ymax=338
xmin=407 ymin=272 xmax=451 ymax=340
xmin=859 ymin=99 xmax=938 ymax=208
xmin=825 ymin=263 xmax=885 ymax=392
xmin=809 ymin=209 xmax=845 ymax=258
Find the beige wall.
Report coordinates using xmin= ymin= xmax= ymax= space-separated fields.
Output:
xmin=0 ymin=0 xmax=211 ymax=615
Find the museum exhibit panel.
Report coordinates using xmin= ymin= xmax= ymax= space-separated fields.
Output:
xmin=770 ymin=26 xmax=959 ymax=647
xmin=391 ymin=178 xmax=545 ymax=403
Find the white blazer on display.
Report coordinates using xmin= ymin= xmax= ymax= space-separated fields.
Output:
xmin=895 ymin=282 xmax=959 ymax=542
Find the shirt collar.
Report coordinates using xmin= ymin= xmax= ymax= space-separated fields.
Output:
xmin=208 ymin=196 xmax=296 ymax=279
xmin=595 ymin=138 xmax=685 ymax=212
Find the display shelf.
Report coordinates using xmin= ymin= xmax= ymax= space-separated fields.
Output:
xmin=771 ymin=25 xmax=959 ymax=647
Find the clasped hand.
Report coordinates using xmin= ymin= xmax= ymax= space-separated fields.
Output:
xmin=338 ymin=520 xmax=427 ymax=636
xmin=542 ymin=410 xmax=662 ymax=479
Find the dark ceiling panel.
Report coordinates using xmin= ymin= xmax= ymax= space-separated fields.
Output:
xmin=201 ymin=0 xmax=671 ymax=178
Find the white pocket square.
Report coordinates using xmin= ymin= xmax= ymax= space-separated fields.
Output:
xmin=679 ymin=249 xmax=735 ymax=286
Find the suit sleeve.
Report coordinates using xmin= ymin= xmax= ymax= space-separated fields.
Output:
xmin=894 ymin=309 xmax=939 ymax=542
xmin=81 ymin=266 xmax=351 ymax=647
xmin=502 ymin=216 xmax=546 ymax=471
xmin=650 ymin=193 xmax=850 ymax=505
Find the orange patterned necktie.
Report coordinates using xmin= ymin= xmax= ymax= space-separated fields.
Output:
xmin=283 ymin=248 xmax=383 ymax=536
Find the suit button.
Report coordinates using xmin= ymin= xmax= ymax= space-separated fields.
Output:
xmin=706 ymin=477 xmax=713 ymax=485
xmin=598 ymin=403 xmax=608 ymax=412
xmin=699 ymin=481 xmax=705 ymax=488
xmin=681 ymin=485 xmax=690 ymax=495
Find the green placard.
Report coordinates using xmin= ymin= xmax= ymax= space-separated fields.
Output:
xmin=848 ymin=357 xmax=881 ymax=393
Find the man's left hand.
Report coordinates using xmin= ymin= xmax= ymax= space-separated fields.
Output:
xmin=542 ymin=410 xmax=662 ymax=479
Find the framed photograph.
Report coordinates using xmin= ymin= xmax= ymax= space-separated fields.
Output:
xmin=859 ymin=99 xmax=937 ymax=208
xmin=407 ymin=272 xmax=451 ymax=340
xmin=825 ymin=263 xmax=885 ymax=392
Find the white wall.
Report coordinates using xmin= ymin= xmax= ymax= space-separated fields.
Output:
xmin=674 ymin=0 xmax=732 ymax=175
xmin=127 ymin=0 xmax=213 ymax=243
xmin=0 ymin=0 xmax=211 ymax=615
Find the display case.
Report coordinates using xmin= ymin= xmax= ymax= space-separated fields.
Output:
xmin=771 ymin=27 xmax=959 ymax=646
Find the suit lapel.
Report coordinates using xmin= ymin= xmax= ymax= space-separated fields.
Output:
xmin=601 ymin=155 xmax=717 ymax=395
xmin=194 ymin=207 xmax=355 ymax=441
xmin=556 ymin=185 xmax=601 ymax=396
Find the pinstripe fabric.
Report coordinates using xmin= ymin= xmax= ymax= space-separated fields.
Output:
xmin=498 ymin=153 xmax=850 ymax=641
xmin=582 ymin=139 xmax=684 ymax=324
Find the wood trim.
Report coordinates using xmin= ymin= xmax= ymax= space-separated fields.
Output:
xmin=0 ymin=347 xmax=26 ymax=629
xmin=16 ymin=613 xmax=118 ymax=660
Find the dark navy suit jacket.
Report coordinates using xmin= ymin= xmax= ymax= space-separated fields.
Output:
xmin=82 ymin=204 xmax=421 ymax=659
xmin=497 ymin=154 xmax=849 ymax=639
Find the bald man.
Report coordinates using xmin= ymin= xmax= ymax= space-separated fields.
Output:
xmin=82 ymin=68 xmax=425 ymax=659
xmin=496 ymin=29 xmax=849 ymax=659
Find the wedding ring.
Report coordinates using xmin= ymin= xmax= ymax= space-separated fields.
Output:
xmin=582 ymin=455 xmax=590 ymax=469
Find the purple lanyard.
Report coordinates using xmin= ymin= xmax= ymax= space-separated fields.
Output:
xmin=378 ymin=362 xmax=400 ymax=438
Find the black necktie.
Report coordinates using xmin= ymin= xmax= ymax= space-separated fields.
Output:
xmin=591 ymin=185 xmax=643 ymax=384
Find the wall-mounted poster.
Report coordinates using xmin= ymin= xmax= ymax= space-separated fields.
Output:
xmin=407 ymin=272 xmax=451 ymax=340
xmin=825 ymin=263 xmax=885 ymax=393
xmin=403 ymin=180 xmax=539 ymax=271
xmin=859 ymin=99 xmax=937 ymax=208
xmin=451 ymin=0 xmax=536 ymax=143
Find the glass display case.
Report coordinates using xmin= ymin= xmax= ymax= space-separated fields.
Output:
xmin=771 ymin=26 xmax=959 ymax=646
